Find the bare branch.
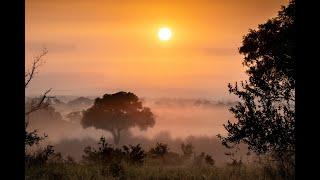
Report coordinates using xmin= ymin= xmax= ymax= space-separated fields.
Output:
xmin=25 ymin=88 xmax=53 ymax=116
xmin=25 ymin=48 xmax=48 ymax=88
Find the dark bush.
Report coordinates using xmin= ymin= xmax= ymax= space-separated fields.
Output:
xmin=205 ymin=154 xmax=215 ymax=166
xmin=25 ymin=145 xmax=55 ymax=167
xmin=123 ymin=144 xmax=146 ymax=165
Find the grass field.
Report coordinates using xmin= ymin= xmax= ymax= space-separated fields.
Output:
xmin=26 ymin=161 xmax=287 ymax=180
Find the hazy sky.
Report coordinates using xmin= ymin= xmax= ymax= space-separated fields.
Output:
xmin=26 ymin=0 xmax=288 ymax=98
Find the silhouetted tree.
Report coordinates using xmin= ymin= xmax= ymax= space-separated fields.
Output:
xmin=218 ymin=0 xmax=295 ymax=174
xmin=25 ymin=48 xmax=52 ymax=148
xmin=81 ymin=92 xmax=155 ymax=145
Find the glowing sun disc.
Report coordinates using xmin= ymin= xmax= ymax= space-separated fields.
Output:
xmin=158 ymin=27 xmax=172 ymax=41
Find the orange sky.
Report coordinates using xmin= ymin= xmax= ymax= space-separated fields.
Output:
xmin=26 ymin=0 xmax=288 ymax=98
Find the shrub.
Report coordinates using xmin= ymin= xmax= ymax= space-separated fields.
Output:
xmin=123 ymin=144 xmax=146 ymax=165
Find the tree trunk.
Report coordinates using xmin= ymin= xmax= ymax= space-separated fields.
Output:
xmin=114 ymin=133 xmax=120 ymax=145
xmin=110 ymin=129 xmax=121 ymax=145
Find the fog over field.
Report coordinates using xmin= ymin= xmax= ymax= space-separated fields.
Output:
xmin=26 ymin=95 xmax=248 ymax=165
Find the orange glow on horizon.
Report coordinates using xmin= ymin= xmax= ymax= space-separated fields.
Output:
xmin=26 ymin=0 xmax=288 ymax=97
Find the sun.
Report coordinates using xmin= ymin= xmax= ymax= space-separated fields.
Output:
xmin=158 ymin=27 xmax=172 ymax=41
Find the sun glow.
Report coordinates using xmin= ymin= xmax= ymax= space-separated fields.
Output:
xmin=158 ymin=27 xmax=172 ymax=41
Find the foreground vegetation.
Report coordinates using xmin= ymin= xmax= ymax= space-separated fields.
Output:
xmin=26 ymin=162 xmax=286 ymax=180
xmin=25 ymin=137 xmax=292 ymax=180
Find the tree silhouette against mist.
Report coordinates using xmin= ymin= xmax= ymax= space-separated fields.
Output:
xmin=81 ymin=92 xmax=155 ymax=145
xmin=25 ymin=48 xmax=52 ymax=147
xmin=218 ymin=0 xmax=295 ymax=174
xmin=25 ymin=48 xmax=62 ymax=172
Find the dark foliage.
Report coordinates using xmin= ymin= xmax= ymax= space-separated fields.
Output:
xmin=205 ymin=154 xmax=215 ymax=166
xmin=82 ymin=91 xmax=155 ymax=144
xmin=82 ymin=137 xmax=147 ymax=166
xmin=25 ymin=121 xmax=47 ymax=147
xmin=25 ymin=145 xmax=55 ymax=167
xmin=149 ymin=142 xmax=170 ymax=164
xmin=218 ymin=0 xmax=295 ymax=172
xmin=193 ymin=152 xmax=215 ymax=166
xmin=123 ymin=144 xmax=146 ymax=165
xmin=82 ymin=137 xmax=119 ymax=164
xmin=149 ymin=142 xmax=169 ymax=158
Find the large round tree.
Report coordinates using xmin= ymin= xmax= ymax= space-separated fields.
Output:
xmin=81 ymin=92 xmax=155 ymax=145
xmin=219 ymin=0 xmax=295 ymax=173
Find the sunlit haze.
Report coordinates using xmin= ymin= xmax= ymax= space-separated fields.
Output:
xmin=24 ymin=1 xmax=295 ymax=177
xmin=25 ymin=1 xmax=292 ymax=170
xmin=26 ymin=0 xmax=287 ymax=99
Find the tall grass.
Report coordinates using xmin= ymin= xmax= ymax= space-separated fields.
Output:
xmin=26 ymin=161 xmax=288 ymax=180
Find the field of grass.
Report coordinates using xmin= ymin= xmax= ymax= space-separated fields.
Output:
xmin=26 ymin=161 xmax=286 ymax=180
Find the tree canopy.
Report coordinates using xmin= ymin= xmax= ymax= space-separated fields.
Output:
xmin=219 ymin=0 xmax=295 ymax=171
xmin=81 ymin=92 xmax=155 ymax=145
